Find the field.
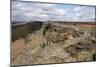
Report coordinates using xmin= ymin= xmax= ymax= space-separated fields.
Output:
xmin=11 ymin=21 xmax=96 ymax=66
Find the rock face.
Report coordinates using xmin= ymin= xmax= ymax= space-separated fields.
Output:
xmin=11 ymin=22 xmax=96 ymax=66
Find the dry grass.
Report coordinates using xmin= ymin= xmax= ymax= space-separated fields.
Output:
xmin=11 ymin=22 xmax=96 ymax=66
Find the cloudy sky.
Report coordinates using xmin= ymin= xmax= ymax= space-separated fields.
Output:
xmin=12 ymin=1 xmax=96 ymax=22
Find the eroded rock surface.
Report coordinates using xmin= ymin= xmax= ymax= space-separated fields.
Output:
xmin=11 ymin=22 xmax=96 ymax=66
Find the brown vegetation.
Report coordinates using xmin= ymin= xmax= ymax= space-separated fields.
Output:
xmin=11 ymin=21 xmax=96 ymax=66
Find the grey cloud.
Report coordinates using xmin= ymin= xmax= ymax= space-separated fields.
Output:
xmin=12 ymin=1 xmax=95 ymax=22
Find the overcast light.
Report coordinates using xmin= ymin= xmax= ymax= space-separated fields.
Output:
xmin=12 ymin=1 xmax=96 ymax=22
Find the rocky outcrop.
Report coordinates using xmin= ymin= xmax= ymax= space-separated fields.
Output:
xmin=11 ymin=22 xmax=96 ymax=66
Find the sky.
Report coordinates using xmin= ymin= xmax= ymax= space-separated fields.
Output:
xmin=11 ymin=1 xmax=96 ymax=22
